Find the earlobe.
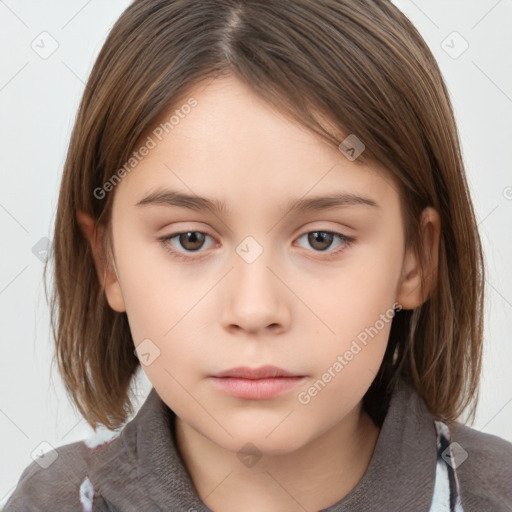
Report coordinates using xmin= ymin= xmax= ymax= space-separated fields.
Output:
xmin=396 ymin=207 xmax=441 ymax=310
xmin=396 ymin=245 xmax=423 ymax=310
xmin=102 ymin=261 xmax=127 ymax=314
xmin=76 ymin=210 xmax=126 ymax=313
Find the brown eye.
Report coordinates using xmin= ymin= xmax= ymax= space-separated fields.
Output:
xmin=159 ymin=231 xmax=215 ymax=260
xmin=159 ymin=228 xmax=354 ymax=263
xmin=307 ymin=231 xmax=335 ymax=251
xmin=295 ymin=230 xmax=355 ymax=260
xmin=177 ymin=231 xmax=206 ymax=251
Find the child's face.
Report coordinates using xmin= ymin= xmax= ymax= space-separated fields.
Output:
xmin=104 ymin=74 xmax=418 ymax=454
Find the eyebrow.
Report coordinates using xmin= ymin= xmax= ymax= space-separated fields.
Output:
xmin=135 ymin=189 xmax=379 ymax=215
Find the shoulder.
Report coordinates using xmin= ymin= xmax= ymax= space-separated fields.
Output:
xmin=3 ymin=440 xmax=91 ymax=511
xmin=449 ymin=421 xmax=512 ymax=511
xmin=3 ymin=430 xmax=120 ymax=512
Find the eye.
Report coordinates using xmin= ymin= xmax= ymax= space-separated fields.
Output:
xmin=159 ymin=231 xmax=216 ymax=260
xmin=295 ymin=231 xmax=355 ymax=258
xmin=158 ymin=229 xmax=355 ymax=262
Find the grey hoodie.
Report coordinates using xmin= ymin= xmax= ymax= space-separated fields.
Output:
xmin=4 ymin=378 xmax=512 ymax=511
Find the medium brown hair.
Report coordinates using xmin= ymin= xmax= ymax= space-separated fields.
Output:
xmin=45 ymin=0 xmax=485 ymax=430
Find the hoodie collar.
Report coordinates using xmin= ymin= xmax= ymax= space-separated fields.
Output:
xmin=88 ymin=378 xmax=436 ymax=511
xmin=323 ymin=377 xmax=437 ymax=511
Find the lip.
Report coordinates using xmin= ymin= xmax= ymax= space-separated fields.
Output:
xmin=212 ymin=365 xmax=302 ymax=379
xmin=209 ymin=365 xmax=306 ymax=400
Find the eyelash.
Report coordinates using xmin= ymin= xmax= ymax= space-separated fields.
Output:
xmin=158 ymin=229 xmax=355 ymax=262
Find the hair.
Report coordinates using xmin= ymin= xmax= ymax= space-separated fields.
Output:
xmin=45 ymin=0 xmax=485 ymax=430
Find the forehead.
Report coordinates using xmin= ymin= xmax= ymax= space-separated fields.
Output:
xmin=113 ymin=75 xmax=398 ymax=212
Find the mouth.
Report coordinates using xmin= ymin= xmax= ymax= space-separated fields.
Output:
xmin=209 ymin=365 xmax=307 ymax=400
xmin=212 ymin=365 xmax=303 ymax=379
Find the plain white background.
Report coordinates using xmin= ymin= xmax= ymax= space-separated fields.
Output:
xmin=1 ymin=0 xmax=511 ymax=507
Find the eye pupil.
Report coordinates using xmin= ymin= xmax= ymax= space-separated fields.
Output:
xmin=179 ymin=231 xmax=205 ymax=251
xmin=308 ymin=231 xmax=333 ymax=251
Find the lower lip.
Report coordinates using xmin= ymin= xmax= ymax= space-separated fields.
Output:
xmin=209 ymin=376 xmax=305 ymax=400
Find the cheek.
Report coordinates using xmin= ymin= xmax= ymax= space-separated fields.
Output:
xmin=113 ymin=229 xmax=227 ymax=389
xmin=296 ymin=224 xmax=403 ymax=396
xmin=305 ymin=227 xmax=403 ymax=344
xmin=113 ymin=224 xmax=201 ymax=337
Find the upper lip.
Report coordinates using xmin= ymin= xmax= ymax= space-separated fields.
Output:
xmin=212 ymin=365 xmax=303 ymax=379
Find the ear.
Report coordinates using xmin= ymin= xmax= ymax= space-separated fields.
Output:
xmin=396 ymin=207 xmax=441 ymax=310
xmin=76 ymin=210 xmax=126 ymax=313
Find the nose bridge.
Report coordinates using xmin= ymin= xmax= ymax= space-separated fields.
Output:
xmin=233 ymin=233 xmax=279 ymax=302
xmin=222 ymin=233 xmax=287 ymax=332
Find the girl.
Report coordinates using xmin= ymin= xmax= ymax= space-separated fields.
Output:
xmin=5 ymin=1 xmax=512 ymax=511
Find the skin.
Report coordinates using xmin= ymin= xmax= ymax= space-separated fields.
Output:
xmin=78 ymin=74 xmax=440 ymax=512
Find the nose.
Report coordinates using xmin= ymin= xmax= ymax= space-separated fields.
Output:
xmin=221 ymin=253 xmax=290 ymax=336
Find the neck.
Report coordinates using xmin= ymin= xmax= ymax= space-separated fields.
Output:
xmin=174 ymin=402 xmax=381 ymax=512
